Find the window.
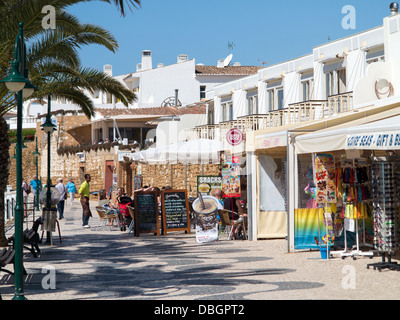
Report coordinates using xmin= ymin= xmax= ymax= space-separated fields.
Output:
xmin=207 ymin=105 xmax=214 ymax=125
xmin=326 ymin=69 xmax=347 ymax=97
xmin=200 ymin=86 xmax=206 ymax=100
xmin=267 ymin=86 xmax=284 ymax=111
xmin=302 ymin=80 xmax=310 ymax=102
xmin=277 ymin=88 xmax=284 ymax=110
xmin=229 ymin=103 xmax=233 ymax=121
xmin=104 ymin=92 xmax=113 ymax=104
xmin=221 ymin=101 xmax=233 ymax=121
xmin=337 ymin=68 xmax=346 ymax=94
xmin=326 ymin=71 xmax=334 ymax=97
xmin=247 ymin=95 xmax=258 ymax=115
xmin=222 ymin=103 xmax=227 ymax=121
xmin=268 ymin=89 xmax=275 ymax=111
xmin=366 ymin=48 xmax=384 ymax=65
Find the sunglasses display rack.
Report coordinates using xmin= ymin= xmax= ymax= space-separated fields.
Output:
xmin=367 ymin=158 xmax=400 ymax=271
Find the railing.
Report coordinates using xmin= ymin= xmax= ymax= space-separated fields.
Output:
xmin=326 ymin=92 xmax=353 ymax=117
xmin=8 ymin=116 xmax=37 ymax=129
xmin=185 ymin=92 xmax=353 ymax=141
xmin=4 ymin=187 xmax=16 ymax=230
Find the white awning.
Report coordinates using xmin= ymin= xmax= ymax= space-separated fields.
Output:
xmin=295 ymin=108 xmax=400 ymax=154
xmin=129 ymin=139 xmax=223 ymax=164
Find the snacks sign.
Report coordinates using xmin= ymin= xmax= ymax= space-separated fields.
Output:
xmin=312 ymin=153 xmax=336 ymax=204
xmin=197 ymin=175 xmax=222 ymax=196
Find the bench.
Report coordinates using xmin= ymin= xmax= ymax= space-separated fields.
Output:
xmin=8 ymin=217 xmax=44 ymax=258
xmin=0 ymin=246 xmax=28 ymax=279
xmin=0 ymin=247 xmax=15 ymax=275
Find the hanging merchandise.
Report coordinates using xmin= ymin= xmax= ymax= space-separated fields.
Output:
xmin=338 ymin=158 xmax=374 ymax=260
xmin=313 ymin=153 xmax=337 ymax=203
xmin=367 ymin=158 xmax=400 ymax=271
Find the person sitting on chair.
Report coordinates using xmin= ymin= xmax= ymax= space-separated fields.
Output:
xmin=223 ymin=196 xmax=246 ymax=239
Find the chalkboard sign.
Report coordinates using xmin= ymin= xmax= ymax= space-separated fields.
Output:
xmin=161 ymin=189 xmax=191 ymax=235
xmin=134 ymin=190 xmax=160 ymax=236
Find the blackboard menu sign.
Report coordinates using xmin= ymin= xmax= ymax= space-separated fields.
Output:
xmin=161 ymin=189 xmax=191 ymax=234
xmin=134 ymin=190 xmax=160 ymax=236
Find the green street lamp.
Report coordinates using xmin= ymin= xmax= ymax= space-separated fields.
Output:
xmin=41 ymin=94 xmax=56 ymax=244
xmin=1 ymin=22 xmax=38 ymax=300
xmin=32 ymin=138 xmax=40 ymax=211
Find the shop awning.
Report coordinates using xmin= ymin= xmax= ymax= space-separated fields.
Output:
xmin=129 ymin=139 xmax=223 ymax=165
xmin=295 ymin=106 xmax=400 ymax=154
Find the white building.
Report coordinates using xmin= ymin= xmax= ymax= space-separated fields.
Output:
xmin=177 ymin=3 xmax=400 ymax=242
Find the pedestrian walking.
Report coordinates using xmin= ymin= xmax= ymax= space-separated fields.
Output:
xmin=55 ymin=178 xmax=67 ymax=220
xmin=79 ymin=174 xmax=92 ymax=228
xmin=22 ymin=178 xmax=30 ymax=216
xmin=30 ymin=175 xmax=42 ymax=209
xmin=66 ymin=177 xmax=77 ymax=207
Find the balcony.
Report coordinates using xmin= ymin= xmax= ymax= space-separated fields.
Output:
xmin=7 ymin=116 xmax=37 ymax=130
xmin=185 ymin=92 xmax=353 ymax=141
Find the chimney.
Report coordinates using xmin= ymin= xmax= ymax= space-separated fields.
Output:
xmin=217 ymin=59 xmax=224 ymax=68
xmin=103 ymin=64 xmax=112 ymax=76
xmin=390 ymin=2 xmax=399 ymax=15
xmin=141 ymin=50 xmax=152 ymax=70
xmin=177 ymin=54 xmax=188 ymax=63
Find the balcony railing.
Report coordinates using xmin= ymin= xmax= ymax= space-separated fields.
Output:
xmin=326 ymin=91 xmax=353 ymax=116
xmin=185 ymin=92 xmax=354 ymax=142
xmin=8 ymin=116 xmax=37 ymax=130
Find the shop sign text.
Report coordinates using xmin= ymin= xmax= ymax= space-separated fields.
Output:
xmin=346 ymin=132 xmax=400 ymax=149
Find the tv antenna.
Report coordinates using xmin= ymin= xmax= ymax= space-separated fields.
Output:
xmin=227 ymin=41 xmax=235 ymax=51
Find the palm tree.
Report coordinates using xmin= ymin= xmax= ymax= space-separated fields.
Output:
xmin=0 ymin=0 xmax=141 ymax=245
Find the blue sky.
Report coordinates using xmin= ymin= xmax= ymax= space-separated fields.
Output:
xmin=69 ymin=0 xmax=391 ymax=76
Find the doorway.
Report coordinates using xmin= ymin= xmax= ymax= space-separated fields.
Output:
xmin=105 ymin=160 xmax=114 ymax=196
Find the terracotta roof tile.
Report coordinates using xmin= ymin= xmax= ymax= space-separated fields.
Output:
xmin=195 ymin=65 xmax=261 ymax=76
xmin=95 ymin=104 xmax=206 ymax=117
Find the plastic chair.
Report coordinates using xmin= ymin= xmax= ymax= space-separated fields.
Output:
xmin=218 ymin=209 xmax=247 ymax=240
xmin=95 ymin=206 xmax=119 ymax=231
xmin=127 ymin=206 xmax=135 ymax=234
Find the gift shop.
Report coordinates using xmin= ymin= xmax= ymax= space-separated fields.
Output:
xmin=288 ymin=110 xmax=400 ymax=270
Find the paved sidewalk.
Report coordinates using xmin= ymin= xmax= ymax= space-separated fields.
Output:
xmin=1 ymin=200 xmax=400 ymax=300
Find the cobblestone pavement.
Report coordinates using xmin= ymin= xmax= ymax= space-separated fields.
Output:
xmin=1 ymin=200 xmax=400 ymax=301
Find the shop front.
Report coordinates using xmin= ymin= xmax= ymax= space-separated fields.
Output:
xmin=248 ymin=126 xmax=314 ymax=240
xmin=288 ymin=110 xmax=400 ymax=268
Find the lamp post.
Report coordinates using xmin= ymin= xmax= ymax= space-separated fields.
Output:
xmin=0 ymin=22 xmax=38 ymax=300
xmin=41 ymin=94 xmax=56 ymax=244
xmin=32 ymin=137 xmax=40 ymax=211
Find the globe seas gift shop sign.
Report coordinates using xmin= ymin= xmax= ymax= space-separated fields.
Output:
xmin=346 ymin=130 xmax=400 ymax=149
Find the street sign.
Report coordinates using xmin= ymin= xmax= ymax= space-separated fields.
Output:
xmin=226 ymin=128 xmax=243 ymax=146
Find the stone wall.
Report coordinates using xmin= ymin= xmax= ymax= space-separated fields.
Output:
xmin=140 ymin=163 xmax=220 ymax=197
xmin=8 ymin=141 xmax=39 ymax=189
xmin=32 ymin=112 xmax=221 ymax=199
